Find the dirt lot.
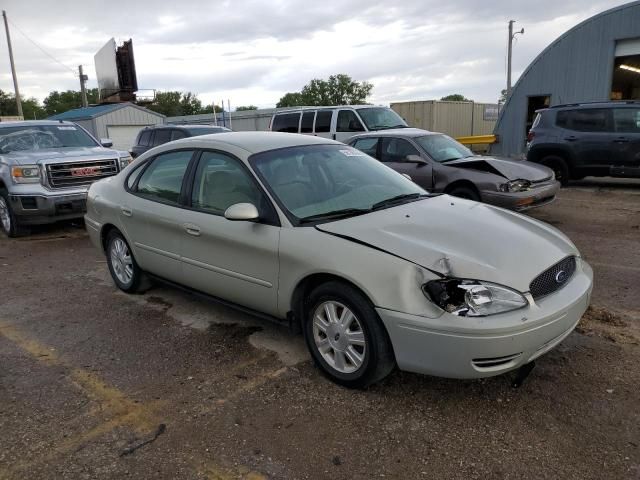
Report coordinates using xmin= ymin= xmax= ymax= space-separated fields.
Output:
xmin=1 ymin=179 xmax=639 ymax=480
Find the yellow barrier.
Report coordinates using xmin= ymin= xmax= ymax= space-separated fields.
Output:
xmin=455 ymin=134 xmax=497 ymax=145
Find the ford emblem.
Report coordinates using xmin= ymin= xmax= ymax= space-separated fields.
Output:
xmin=555 ymin=270 xmax=568 ymax=284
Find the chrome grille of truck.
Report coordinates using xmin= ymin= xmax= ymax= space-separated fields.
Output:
xmin=46 ymin=159 xmax=118 ymax=188
xmin=529 ymin=256 xmax=576 ymax=299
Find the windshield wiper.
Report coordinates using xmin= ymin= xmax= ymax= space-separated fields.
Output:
xmin=299 ymin=207 xmax=371 ymax=223
xmin=371 ymin=192 xmax=426 ymax=210
xmin=372 ymin=124 xmax=408 ymax=131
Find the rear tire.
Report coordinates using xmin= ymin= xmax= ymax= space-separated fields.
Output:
xmin=0 ymin=189 xmax=28 ymax=237
xmin=447 ymin=185 xmax=480 ymax=201
xmin=304 ymin=281 xmax=395 ymax=388
xmin=540 ymin=155 xmax=570 ymax=186
xmin=106 ymin=230 xmax=146 ymax=293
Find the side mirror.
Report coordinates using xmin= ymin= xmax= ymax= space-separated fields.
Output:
xmin=406 ymin=154 xmax=427 ymax=164
xmin=401 ymin=173 xmax=413 ymax=181
xmin=100 ymin=138 xmax=113 ymax=148
xmin=224 ymin=203 xmax=259 ymax=221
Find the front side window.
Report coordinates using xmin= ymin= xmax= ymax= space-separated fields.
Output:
xmin=352 ymin=137 xmax=379 ymax=157
xmin=380 ymin=137 xmax=420 ymax=163
xmin=136 ymin=150 xmax=193 ymax=204
xmin=567 ymin=109 xmax=611 ymax=132
xmin=356 ymin=108 xmax=407 ymax=131
xmin=336 ymin=110 xmax=365 ymax=132
xmin=613 ymin=108 xmax=640 ymax=133
xmin=251 ymin=144 xmax=424 ymax=222
xmin=272 ymin=113 xmax=301 ymax=133
xmin=314 ymin=110 xmax=333 ymax=133
xmin=414 ymin=134 xmax=474 ymax=162
xmin=191 ymin=151 xmax=263 ymax=215
xmin=0 ymin=124 xmax=98 ymax=153
xmin=153 ymin=129 xmax=172 ymax=146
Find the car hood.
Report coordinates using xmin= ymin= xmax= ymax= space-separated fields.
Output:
xmin=315 ymin=195 xmax=577 ymax=292
xmin=3 ymin=147 xmax=119 ymax=166
xmin=446 ymin=156 xmax=552 ymax=182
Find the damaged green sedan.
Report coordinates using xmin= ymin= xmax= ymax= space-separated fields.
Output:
xmin=85 ymin=132 xmax=592 ymax=388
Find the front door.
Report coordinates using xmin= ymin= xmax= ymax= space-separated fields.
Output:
xmin=379 ymin=137 xmax=434 ymax=189
xmin=612 ymin=107 xmax=640 ymax=169
xmin=121 ymin=149 xmax=196 ymax=283
xmin=335 ymin=109 xmax=365 ymax=143
xmin=178 ymin=150 xmax=280 ymax=315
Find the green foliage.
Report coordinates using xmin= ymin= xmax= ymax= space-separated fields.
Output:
xmin=235 ymin=105 xmax=258 ymax=111
xmin=146 ymin=91 xmax=222 ymax=116
xmin=0 ymin=89 xmax=46 ymax=119
xmin=440 ymin=94 xmax=472 ymax=102
xmin=43 ymin=89 xmax=100 ymax=116
xmin=276 ymin=74 xmax=373 ymax=108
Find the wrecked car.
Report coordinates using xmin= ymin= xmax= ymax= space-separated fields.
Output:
xmin=85 ymin=132 xmax=592 ymax=388
xmin=348 ymin=128 xmax=560 ymax=211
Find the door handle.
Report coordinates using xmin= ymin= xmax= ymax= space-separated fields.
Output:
xmin=564 ymin=136 xmax=578 ymax=142
xmin=183 ymin=223 xmax=201 ymax=236
xmin=121 ymin=206 xmax=132 ymax=217
xmin=614 ymin=137 xmax=629 ymax=143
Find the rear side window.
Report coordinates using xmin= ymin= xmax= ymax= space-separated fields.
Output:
xmin=300 ymin=111 xmax=315 ymax=133
xmin=556 ymin=111 xmax=569 ymax=128
xmin=613 ymin=108 xmax=640 ymax=133
xmin=558 ymin=109 xmax=611 ymax=132
xmin=171 ymin=129 xmax=188 ymax=141
xmin=337 ymin=110 xmax=365 ymax=132
xmin=153 ymin=129 xmax=172 ymax=146
xmin=272 ymin=113 xmax=301 ymax=133
xmin=138 ymin=130 xmax=152 ymax=147
xmin=314 ymin=110 xmax=333 ymax=133
xmin=352 ymin=137 xmax=379 ymax=157
xmin=136 ymin=150 xmax=193 ymax=205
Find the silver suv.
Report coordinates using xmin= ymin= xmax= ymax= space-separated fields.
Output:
xmin=0 ymin=120 xmax=131 ymax=236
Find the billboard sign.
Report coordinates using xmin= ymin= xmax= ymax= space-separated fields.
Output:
xmin=94 ymin=38 xmax=119 ymax=100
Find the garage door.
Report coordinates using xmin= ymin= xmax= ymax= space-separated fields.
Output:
xmin=106 ymin=125 xmax=147 ymax=151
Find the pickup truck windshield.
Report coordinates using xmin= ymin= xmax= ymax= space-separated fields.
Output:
xmin=0 ymin=125 xmax=98 ymax=153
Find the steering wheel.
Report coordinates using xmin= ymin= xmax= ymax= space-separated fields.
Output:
xmin=335 ymin=178 xmax=360 ymax=195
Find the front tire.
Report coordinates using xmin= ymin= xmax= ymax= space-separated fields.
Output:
xmin=304 ymin=281 xmax=395 ymax=388
xmin=540 ymin=155 xmax=570 ymax=186
xmin=448 ymin=185 xmax=480 ymax=201
xmin=106 ymin=230 xmax=145 ymax=293
xmin=0 ymin=189 xmax=28 ymax=237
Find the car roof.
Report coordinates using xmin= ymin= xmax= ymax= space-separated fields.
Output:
xmin=0 ymin=120 xmax=76 ymax=129
xmin=538 ymin=100 xmax=640 ymax=113
xmin=154 ymin=124 xmax=230 ymax=130
xmin=274 ymin=105 xmax=388 ymax=114
xmin=170 ymin=131 xmax=338 ymax=154
xmin=349 ymin=128 xmax=436 ymax=139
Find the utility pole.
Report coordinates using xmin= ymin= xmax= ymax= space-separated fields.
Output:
xmin=507 ymin=20 xmax=524 ymax=97
xmin=78 ymin=65 xmax=89 ymax=107
xmin=2 ymin=10 xmax=23 ymax=117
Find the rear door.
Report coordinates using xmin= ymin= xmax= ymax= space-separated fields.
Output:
xmin=335 ymin=109 xmax=365 ymax=143
xmin=612 ymin=107 xmax=640 ymax=169
xmin=177 ymin=150 xmax=280 ymax=315
xmin=559 ymin=108 xmax=615 ymax=170
xmin=379 ymin=137 xmax=434 ymax=189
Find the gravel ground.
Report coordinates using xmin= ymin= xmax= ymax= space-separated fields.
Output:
xmin=0 ymin=179 xmax=639 ymax=480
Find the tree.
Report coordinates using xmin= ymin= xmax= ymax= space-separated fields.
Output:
xmin=43 ymin=89 xmax=99 ymax=116
xmin=276 ymin=74 xmax=373 ymax=107
xmin=440 ymin=94 xmax=472 ymax=102
xmin=235 ymin=105 xmax=258 ymax=111
xmin=0 ymin=89 xmax=46 ymax=119
xmin=146 ymin=91 xmax=221 ymax=116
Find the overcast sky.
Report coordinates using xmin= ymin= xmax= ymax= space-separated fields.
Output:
xmin=0 ymin=0 xmax=631 ymax=108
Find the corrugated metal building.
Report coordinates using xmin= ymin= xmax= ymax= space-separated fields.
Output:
xmin=492 ymin=1 xmax=640 ymax=157
xmin=48 ymin=103 xmax=165 ymax=150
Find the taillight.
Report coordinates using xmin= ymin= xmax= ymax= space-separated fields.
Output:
xmin=527 ymin=131 xmax=535 ymax=142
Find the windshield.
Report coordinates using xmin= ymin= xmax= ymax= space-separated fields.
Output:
xmin=0 ymin=124 xmax=98 ymax=153
xmin=184 ymin=127 xmax=231 ymax=136
xmin=356 ymin=108 xmax=407 ymax=131
xmin=250 ymin=144 xmax=425 ymax=223
xmin=414 ymin=134 xmax=474 ymax=162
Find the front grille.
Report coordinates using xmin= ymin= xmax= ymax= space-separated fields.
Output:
xmin=46 ymin=159 xmax=118 ymax=189
xmin=529 ymin=256 xmax=576 ymax=299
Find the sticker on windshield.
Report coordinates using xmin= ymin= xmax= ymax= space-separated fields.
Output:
xmin=57 ymin=126 xmax=77 ymax=131
xmin=339 ymin=149 xmax=366 ymax=157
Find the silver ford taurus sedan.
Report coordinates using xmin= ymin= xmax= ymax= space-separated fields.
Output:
xmin=85 ymin=132 xmax=593 ymax=388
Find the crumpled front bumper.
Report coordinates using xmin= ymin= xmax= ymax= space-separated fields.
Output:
xmin=377 ymin=260 xmax=593 ymax=379
xmin=481 ymin=180 xmax=561 ymax=211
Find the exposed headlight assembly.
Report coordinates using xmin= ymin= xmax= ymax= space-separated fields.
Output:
xmin=11 ymin=165 xmax=41 ymax=184
xmin=423 ymin=279 xmax=527 ymax=317
xmin=119 ymin=155 xmax=133 ymax=170
xmin=499 ymin=179 xmax=531 ymax=192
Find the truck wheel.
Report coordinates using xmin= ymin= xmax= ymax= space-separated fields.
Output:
xmin=106 ymin=230 xmax=146 ymax=293
xmin=541 ymin=155 xmax=570 ymax=186
xmin=0 ymin=190 xmax=28 ymax=237
xmin=304 ymin=281 xmax=396 ymax=388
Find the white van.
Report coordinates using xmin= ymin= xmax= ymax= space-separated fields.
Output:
xmin=269 ymin=105 xmax=408 ymax=143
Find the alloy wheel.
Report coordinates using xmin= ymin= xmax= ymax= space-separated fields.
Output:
xmin=312 ymin=301 xmax=366 ymax=374
xmin=110 ymin=237 xmax=133 ymax=285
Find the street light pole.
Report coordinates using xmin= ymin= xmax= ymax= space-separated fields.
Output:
xmin=2 ymin=10 xmax=23 ymax=117
xmin=78 ymin=65 xmax=89 ymax=107
xmin=507 ymin=20 xmax=524 ymax=97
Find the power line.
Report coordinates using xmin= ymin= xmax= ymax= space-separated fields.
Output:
xmin=7 ymin=17 xmax=77 ymax=77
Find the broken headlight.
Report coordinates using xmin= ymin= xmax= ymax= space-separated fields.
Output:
xmin=423 ymin=279 xmax=527 ymax=317
xmin=499 ymin=179 xmax=531 ymax=193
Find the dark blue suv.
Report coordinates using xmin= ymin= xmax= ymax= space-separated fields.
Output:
xmin=526 ymin=101 xmax=640 ymax=185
